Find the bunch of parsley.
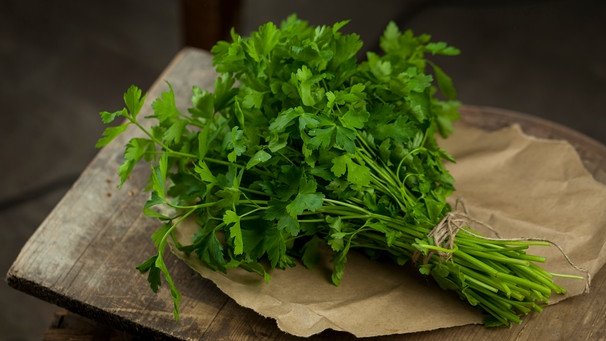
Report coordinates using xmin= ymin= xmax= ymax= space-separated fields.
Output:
xmin=98 ymin=16 xmax=575 ymax=327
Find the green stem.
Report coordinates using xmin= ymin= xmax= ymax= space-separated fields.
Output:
xmin=455 ymin=250 xmax=500 ymax=277
xmin=464 ymin=249 xmax=530 ymax=266
xmin=493 ymin=271 xmax=552 ymax=297
xmin=550 ymin=272 xmax=584 ymax=280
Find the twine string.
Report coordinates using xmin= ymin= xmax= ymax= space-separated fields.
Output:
xmin=416 ymin=198 xmax=591 ymax=293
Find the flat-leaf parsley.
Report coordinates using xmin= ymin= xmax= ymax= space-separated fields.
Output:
xmin=99 ymin=16 xmax=579 ymax=327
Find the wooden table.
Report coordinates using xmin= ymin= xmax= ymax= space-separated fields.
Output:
xmin=7 ymin=48 xmax=606 ymax=340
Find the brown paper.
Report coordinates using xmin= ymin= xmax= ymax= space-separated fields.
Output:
xmin=170 ymin=123 xmax=606 ymax=337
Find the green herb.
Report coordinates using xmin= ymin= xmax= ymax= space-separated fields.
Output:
xmin=98 ymin=15 xmax=578 ymax=327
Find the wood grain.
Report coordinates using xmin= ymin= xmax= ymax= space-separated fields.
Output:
xmin=7 ymin=48 xmax=606 ymax=341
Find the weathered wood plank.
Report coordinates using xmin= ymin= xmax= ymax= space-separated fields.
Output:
xmin=7 ymin=48 xmax=227 ymax=340
xmin=7 ymin=47 xmax=606 ymax=340
xmin=43 ymin=310 xmax=137 ymax=341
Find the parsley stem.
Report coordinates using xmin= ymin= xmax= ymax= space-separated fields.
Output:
xmin=493 ymin=271 xmax=552 ymax=297
xmin=550 ymin=272 xmax=584 ymax=280
xmin=239 ymin=187 xmax=270 ymax=197
xmin=129 ymin=119 xmax=175 ymax=154
xmin=297 ymin=219 xmax=324 ymax=223
xmin=164 ymin=150 xmax=198 ymax=159
xmin=454 ymin=250 xmax=500 ymax=277
xmin=168 ymin=201 xmax=222 ymax=210
xmin=203 ymin=156 xmax=241 ymax=167
xmin=415 ymin=243 xmax=457 ymax=254
xmin=464 ymin=249 xmax=530 ymax=266
xmin=357 ymin=149 xmax=414 ymax=208
xmin=463 ymin=273 xmax=500 ymax=293
xmin=322 ymin=198 xmax=371 ymax=214
xmin=202 ymin=157 xmax=274 ymax=178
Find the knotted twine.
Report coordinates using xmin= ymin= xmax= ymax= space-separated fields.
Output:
xmin=412 ymin=198 xmax=591 ymax=293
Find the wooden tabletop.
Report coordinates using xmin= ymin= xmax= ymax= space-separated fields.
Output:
xmin=7 ymin=48 xmax=606 ymax=340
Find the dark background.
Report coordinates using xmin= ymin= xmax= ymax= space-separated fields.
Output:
xmin=1 ymin=0 xmax=604 ymax=339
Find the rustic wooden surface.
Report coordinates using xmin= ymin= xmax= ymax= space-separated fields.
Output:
xmin=43 ymin=310 xmax=138 ymax=341
xmin=7 ymin=48 xmax=606 ymax=341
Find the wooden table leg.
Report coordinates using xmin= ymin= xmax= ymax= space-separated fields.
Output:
xmin=180 ymin=0 xmax=242 ymax=50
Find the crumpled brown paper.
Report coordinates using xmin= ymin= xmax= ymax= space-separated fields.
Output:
xmin=170 ymin=123 xmax=606 ymax=338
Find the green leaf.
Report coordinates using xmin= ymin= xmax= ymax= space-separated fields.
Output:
xmin=331 ymin=154 xmax=349 ymax=177
xmin=263 ymin=228 xmax=291 ymax=268
xmin=286 ymin=192 xmax=324 ymax=216
xmin=409 ymin=71 xmax=433 ymax=94
xmin=366 ymin=53 xmax=391 ymax=82
xmin=298 ymin=172 xmax=318 ymax=194
xmin=233 ymin=97 xmax=246 ymax=127
xmin=341 ymin=109 xmax=369 ymax=130
xmin=263 ymin=199 xmax=287 ymax=220
xmin=194 ymin=160 xmax=216 ymax=184
xmin=330 ymin=154 xmax=370 ymax=187
xmin=213 ymin=75 xmax=237 ymax=112
xmin=151 ymin=82 xmax=180 ymax=123
xmin=326 ymin=216 xmax=345 ymax=251
xmin=419 ymin=263 xmax=433 ymax=275
xmin=286 ymin=173 xmax=323 ymax=215
xmin=346 ymin=158 xmax=371 ymax=187
xmin=335 ymin=126 xmax=356 ymax=153
xmin=364 ymin=221 xmax=388 ymax=233
xmin=269 ymin=107 xmax=300 ymax=133
xmin=151 ymin=223 xmax=171 ymax=248
xmin=100 ymin=108 xmax=127 ymax=124
xmin=193 ymin=230 xmax=227 ymax=272
xmin=163 ymin=118 xmax=186 ymax=145
xmin=385 ymin=230 xmax=402 ymax=247
xmin=143 ymin=206 xmax=170 ymax=220
xmin=190 ymin=86 xmax=215 ymax=119
xmin=277 ymin=214 xmax=300 ymax=236
xmin=370 ymin=118 xmax=417 ymax=144
xmin=246 ymin=149 xmax=272 ymax=169
xmin=150 ymin=153 xmax=169 ymax=200
xmin=154 ymin=252 xmax=181 ymax=319
xmin=251 ymin=21 xmax=280 ymax=59
xmin=301 ymin=235 xmax=325 ymax=269
xmin=144 ymin=219 xmax=183 ymax=320
xmin=197 ymin=124 xmax=210 ymax=159
xmin=434 ymin=100 xmax=461 ymax=138
xmin=331 ymin=248 xmax=349 ymax=286
xmin=433 ymin=270 xmax=460 ymax=291
xmin=224 ymin=126 xmax=247 ymax=162
xmin=96 ymin=123 xmax=129 ymax=148
xmin=117 ymin=137 xmax=155 ymax=186
xmin=241 ymin=87 xmax=264 ymax=110
xmin=425 ymin=42 xmax=460 ymax=56
xmin=136 ymin=255 xmax=161 ymax=293
xmin=124 ymin=85 xmax=146 ymax=119
xmin=307 ymin=126 xmax=335 ymax=150
xmin=293 ymin=66 xmax=331 ymax=106
xmin=125 ymin=137 xmax=154 ymax=162
xmin=298 ymin=112 xmax=320 ymax=131
xmin=223 ymin=210 xmax=243 ymax=255
xmin=428 ymin=61 xmax=457 ymax=100
xmin=144 ymin=192 xmax=165 ymax=209
xmin=379 ymin=22 xmax=400 ymax=53
xmin=267 ymin=134 xmax=289 ymax=153
xmin=407 ymin=91 xmax=431 ymax=124
xmin=143 ymin=193 xmax=170 ymax=220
